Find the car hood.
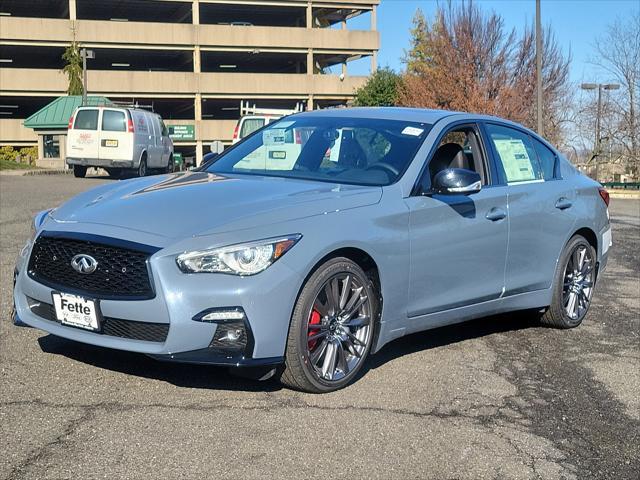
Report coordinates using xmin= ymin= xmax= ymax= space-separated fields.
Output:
xmin=50 ymin=172 xmax=382 ymax=239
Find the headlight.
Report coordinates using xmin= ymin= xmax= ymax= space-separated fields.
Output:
xmin=176 ymin=234 xmax=302 ymax=275
xmin=20 ymin=209 xmax=51 ymax=257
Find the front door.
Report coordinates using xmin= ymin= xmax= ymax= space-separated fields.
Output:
xmin=406 ymin=123 xmax=508 ymax=317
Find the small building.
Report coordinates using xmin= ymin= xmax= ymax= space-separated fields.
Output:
xmin=23 ymin=95 xmax=112 ymax=168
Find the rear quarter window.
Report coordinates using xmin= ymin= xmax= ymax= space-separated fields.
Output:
xmin=532 ymin=137 xmax=559 ymax=180
xmin=73 ymin=109 xmax=99 ymax=130
xmin=101 ymin=110 xmax=126 ymax=132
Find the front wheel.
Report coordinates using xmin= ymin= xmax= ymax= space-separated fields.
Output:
xmin=279 ymin=257 xmax=378 ymax=393
xmin=540 ymin=235 xmax=596 ymax=328
xmin=138 ymin=155 xmax=148 ymax=177
xmin=165 ymin=155 xmax=174 ymax=174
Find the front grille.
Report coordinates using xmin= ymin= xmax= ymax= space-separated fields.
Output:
xmin=29 ymin=298 xmax=169 ymax=343
xmin=28 ymin=234 xmax=155 ymax=299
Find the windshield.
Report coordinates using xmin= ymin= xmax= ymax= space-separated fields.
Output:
xmin=206 ymin=116 xmax=431 ymax=186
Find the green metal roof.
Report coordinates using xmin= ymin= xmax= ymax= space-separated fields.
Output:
xmin=23 ymin=95 xmax=113 ymax=130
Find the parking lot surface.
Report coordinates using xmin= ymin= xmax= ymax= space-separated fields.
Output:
xmin=1 ymin=174 xmax=638 ymax=479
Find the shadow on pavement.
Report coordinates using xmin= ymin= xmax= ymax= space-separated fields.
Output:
xmin=37 ymin=311 xmax=541 ymax=392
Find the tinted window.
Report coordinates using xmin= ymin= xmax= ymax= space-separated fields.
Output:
xmin=485 ymin=124 xmax=542 ymax=183
xmin=74 ymin=109 xmax=99 ymax=130
xmin=101 ymin=110 xmax=126 ymax=132
xmin=207 ymin=116 xmax=431 ymax=186
xmin=532 ymin=137 xmax=558 ymax=180
xmin=240 ymin=118 xmax=265 ymax=138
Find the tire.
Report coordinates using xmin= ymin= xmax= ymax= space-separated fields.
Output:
xmin=539 ymin=234 xmax=596 ymax=329
xmin=165 ymin=155 xmax=174 ymax=174
xmin=278 ymin=257 xmax=378 ymax=393
xmin=137 ymin=154 xmax=148 ymax=177
xmin=73 ymin=165 xmax=87 ymax=178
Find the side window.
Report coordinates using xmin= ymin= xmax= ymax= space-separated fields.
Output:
xmin=159 ymin=118 xmax=168 ymax=137
xmin=73 ymin=109 xmax=99 ymax=130
xmin=428 ymin=125 xmax=488 ymax=185
xmin=101 ymin=110 xmax=126 ymax=132
xmin=485 ymin=124 xmax=542 ymax=183
xmin=532 ymin=137 xmax=558 ymax=180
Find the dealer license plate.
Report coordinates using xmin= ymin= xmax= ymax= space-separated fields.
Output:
xmin=104 ymin=139 xmax=118 ymax=147
xmin=52 ymin=292 xmax=100 ymax=331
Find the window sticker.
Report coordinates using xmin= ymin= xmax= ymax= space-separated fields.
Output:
xmin=401 ymin=126 xmax=424 ymax=136
xmin=263 ymin=129 xmax=286 ymax=145
xmin=493 ymin=139 xmax=536 ymax=182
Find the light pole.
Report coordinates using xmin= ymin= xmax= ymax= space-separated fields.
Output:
xmin=535 ymin=0 xmax=543 ymax=136
xmin=80 ymin=48 xmax=95 ymax=106
xmin=580 ymin=82 xmax=620 ymax=181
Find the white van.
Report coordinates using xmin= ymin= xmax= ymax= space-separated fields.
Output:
xmin=66 ymin=106 xmax=174 ymax=178
xmin=231 ymin=102 xmax=304 ymax=144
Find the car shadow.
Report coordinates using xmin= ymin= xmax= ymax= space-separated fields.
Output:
xmin=37 ymin=311 xmax=541 ymax=392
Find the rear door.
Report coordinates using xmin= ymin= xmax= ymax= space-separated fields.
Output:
xmin=68 ymin=108 xmax=100 ymax=160
xmin=482 ymin=122 xmax=576 ymax=295
xmin=98 ymin=108 xmax=130 ymax=162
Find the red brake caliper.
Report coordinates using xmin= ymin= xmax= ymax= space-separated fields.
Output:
xmin=308 ymin=309 xmax=322 ymax=350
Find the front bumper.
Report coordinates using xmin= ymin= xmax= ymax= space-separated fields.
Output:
xmin=13 ymin=233 xmax=302 ymax=366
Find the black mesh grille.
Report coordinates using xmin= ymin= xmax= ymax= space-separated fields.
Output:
xmin=28 ymin=235 xmax=154 ymax=299
xmin=29 ymin=298 xmax=169 ymax=343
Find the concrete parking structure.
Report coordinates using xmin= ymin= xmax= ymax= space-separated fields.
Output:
xmin=0 ymin=0 xmax=379 ymax=163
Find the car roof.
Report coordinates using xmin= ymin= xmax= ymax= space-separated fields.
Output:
xmin=292 ymin=107 xmax=530 ymax=130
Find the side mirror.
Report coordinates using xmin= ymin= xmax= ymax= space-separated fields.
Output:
xmin=168 ymin=126 xmax=175 ymax=135
xmin=432 ymin=168 xmax=482 ymax=195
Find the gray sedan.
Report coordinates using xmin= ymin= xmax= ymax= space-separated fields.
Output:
xmin=13 ymin=108 xmax=611 ymax=393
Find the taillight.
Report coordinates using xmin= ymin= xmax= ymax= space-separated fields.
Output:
xmin=232 ymin=123 xmax=239 ymax=140
xmin=68 ymin=115 xmax=74 ymax=129
xmin=127 ymin=118 xmax=135 ymax=133
xmin=598 ymin=187 xmax=610 ymax=207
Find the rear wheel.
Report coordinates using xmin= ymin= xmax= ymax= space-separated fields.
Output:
xmin=540 ymin=235 xmax=596 ymax=328
xmin=279 ymin=257 xmax=378 ymax=393
xmin=137 ymin=155 xmax=148 ymax=177
xmin=73 ymin=165 xmax=86 ymax=178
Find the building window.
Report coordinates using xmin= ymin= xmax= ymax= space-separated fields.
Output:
xmin=43 ymin=135 xmax=60 ymax=158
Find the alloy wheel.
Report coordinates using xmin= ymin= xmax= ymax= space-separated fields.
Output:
xmin=305 ymin=273 xmax=372 ymax=382
xmin=562 ymin=244 xmax=594 ymax=321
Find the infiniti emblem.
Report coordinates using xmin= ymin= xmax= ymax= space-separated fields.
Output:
xmin=70 ymin=254 xmax=98 ymax=274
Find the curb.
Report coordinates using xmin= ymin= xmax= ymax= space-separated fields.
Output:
xmin=0 ymin=169 xmax=71 ymax=176
xmin=609 ymin=192 xmax=640 ymax=199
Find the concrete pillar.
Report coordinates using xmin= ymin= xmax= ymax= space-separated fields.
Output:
xmin=192 ymin=0 xmax=199 ymax=25
xmin=306 ymin=1 xmax=312 ymax=28
xmin=371 ymin=51 xmax=377 ymax=73
xmin=308 ymin=95 xmax=314 ymax=111
xmin=342 ymin=61 xmax=347 ymax=76
xmin=195 ymin=93 xmax=203 ymax=166
xmin=37 ymin=135 xmax=44 ymax=160
xmin=69 ymin=0 xmax=76 ymax=20
xmin=371 ymin=5 xmax=377 ymax=31
xmin=341 ymin=19 xmax=346 ymax=30
xmin=193 ymin=46 xmax=201 ymax=73
xmin=307 ymin=49 xmax=313 ymax=75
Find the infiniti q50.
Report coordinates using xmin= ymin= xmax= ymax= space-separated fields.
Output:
xmin=13 ymin=108 xmax=611 ymax=393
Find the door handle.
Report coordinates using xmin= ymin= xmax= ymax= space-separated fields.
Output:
xmin=486 ymin=207 xmax=507 ymax=221
xmin=555 ymin=197 xmax=572 ymax=210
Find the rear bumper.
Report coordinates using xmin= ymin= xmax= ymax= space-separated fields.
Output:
xmin=66 ymin=157 xmax=133 ymax=168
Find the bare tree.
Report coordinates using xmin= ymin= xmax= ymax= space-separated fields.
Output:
xmin=591 ymin=12 xmax=640 ymax=174
xmin=399 ymin=1 xmax=572 ymax=146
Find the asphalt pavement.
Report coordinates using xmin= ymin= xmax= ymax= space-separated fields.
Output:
xmin=1 ymin=174 xmax=638 ymax=479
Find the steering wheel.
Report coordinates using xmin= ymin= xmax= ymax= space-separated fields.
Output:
xmin=365 ymin=162 xmax=400 ymax=178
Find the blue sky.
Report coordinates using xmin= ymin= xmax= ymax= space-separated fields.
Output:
xmin=348 ymin=0 xmax=639 ymax=84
